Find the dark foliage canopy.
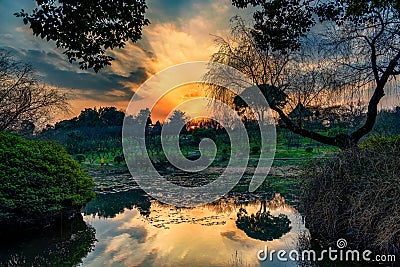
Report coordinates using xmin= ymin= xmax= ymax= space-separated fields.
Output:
xmin=232 ymin=0 xmax=400 ymax=53
xmin=232 ymin=0 xmax=315 ymax=53
xmin=38 ymin=107 xmax=125 ymax=155
xmin=15 ymin=0 xmax=149 ymax=72
xmin=0 ymin=131 xmax=95 ymax=226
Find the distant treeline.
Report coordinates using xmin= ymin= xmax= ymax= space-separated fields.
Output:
xmin=31 ymin=106 xmax=400 ymax=158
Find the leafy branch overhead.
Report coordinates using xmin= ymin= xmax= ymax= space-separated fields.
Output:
xmin=232 ymin=0 xmax=315 ymax=53
xmin=232 ymin=0 xmax=400 ymax=54
xmin=15 ymin=0 xmax=149 ymax=72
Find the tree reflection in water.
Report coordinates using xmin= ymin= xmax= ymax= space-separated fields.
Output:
xmin=236 ymin=199 xmax=291 ymax=241
xmin=83 ymin=189 xmax=151 ymax=218
xmin=0 ymin=214 xmax=96 ymax=266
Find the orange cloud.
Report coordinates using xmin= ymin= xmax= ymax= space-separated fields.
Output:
xmin=64 ymin=0 xmax=245 ymax=121
xmin=150 ymin=84 xmax=207 ymax=122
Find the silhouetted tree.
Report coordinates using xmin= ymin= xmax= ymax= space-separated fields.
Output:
xmin=168 ymin=110 xmax=187 ymax=125
xmin=152 ymin=120 xmax=162 ymax=136
xmin=0 ymin=51 xmax=69 ymax=131
xmin=133 ymin=108 xmax=151 ymax=125
xmin=207 ymin=1 xmax=400 ymax=149
xmin=14 ymin=0 xmax=149 ymax=72
xmin=164 ymin=110 xmax=187 ymax=135
xmin=77 ymin=108 xmax=101 ymax=127
xmin=99 ymin=107 xmax=124 ymax=126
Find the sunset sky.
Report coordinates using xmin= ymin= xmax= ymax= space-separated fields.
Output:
xmin=0 ymin=0 xmax=255 ymax=122
xmin=1 ymin=1 xmax=398 ymax=124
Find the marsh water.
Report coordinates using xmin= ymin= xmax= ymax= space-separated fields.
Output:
xmin=80 ymin=190 xmax=306 ymax=267
xmin=0 ymin=171 xmax=308 ymax=267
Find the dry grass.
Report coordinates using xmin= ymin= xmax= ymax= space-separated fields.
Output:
xmin=299 ymin=135 xmax=400 ymax=256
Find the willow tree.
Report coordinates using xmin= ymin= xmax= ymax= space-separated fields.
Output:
xmin=206 ymin=0 xmax=400 ymax=149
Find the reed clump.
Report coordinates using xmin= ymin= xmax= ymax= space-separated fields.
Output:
xmin=299 ymin=135 xmax=400 ymax=257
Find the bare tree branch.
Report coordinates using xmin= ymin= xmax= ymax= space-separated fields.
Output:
xmin=0 ymin=51 xmax=69 ymax=132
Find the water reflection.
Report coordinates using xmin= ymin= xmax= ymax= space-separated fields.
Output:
xmin=0 ymin=214 xmax=96 ymax=266
xmin=84 ymin=189 xmax=151 ymax=218
xmin=81 ymin=192 xmax=306 ymax=267
xmin=236 ymin=200 xmax=291 ymax=241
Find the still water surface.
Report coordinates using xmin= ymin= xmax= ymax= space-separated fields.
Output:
xmin=80 ymin=190 xmax=306 ymax=267
xmin=0 ymin=189 xmax=306 ymax=266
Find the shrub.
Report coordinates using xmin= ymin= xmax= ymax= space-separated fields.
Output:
xmin=359 ymin=134 xmax=400 ymax=149
xmin=299 ymin=135 xmax=400 ymax=256
xmin=221 ymin=148 xmax=229 ymax=161
xmin=74 ymin=154 xmax=86 ymax=163
xmin=114 ymin=155 xmax=124 ymax=165
xmin=251 ymin=145 xmax=260 ymax=155
xmin=0 ymin=132 xmax=95 ymax=226
xmin=192 ymin=128 xmax=216 ymax=144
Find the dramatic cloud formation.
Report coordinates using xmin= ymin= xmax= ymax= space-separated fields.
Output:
xmin=0 ymin=0 xmax=252 ymax=121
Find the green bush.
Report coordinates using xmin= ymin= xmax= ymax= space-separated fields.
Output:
xmin=74 ymin=154 xmax=86 ymax=163
xmin=360 ymin=134 xmax=400 ymax=148
xmin=114 ymin=155 xmax=124 ymax=164
xmin=251 ymin=145 xmax=260 ymax=155
xmin=299 ymin=135 xmax=400 ymax=256
xmin=0 ymin=132 xmax=95 ymax=226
